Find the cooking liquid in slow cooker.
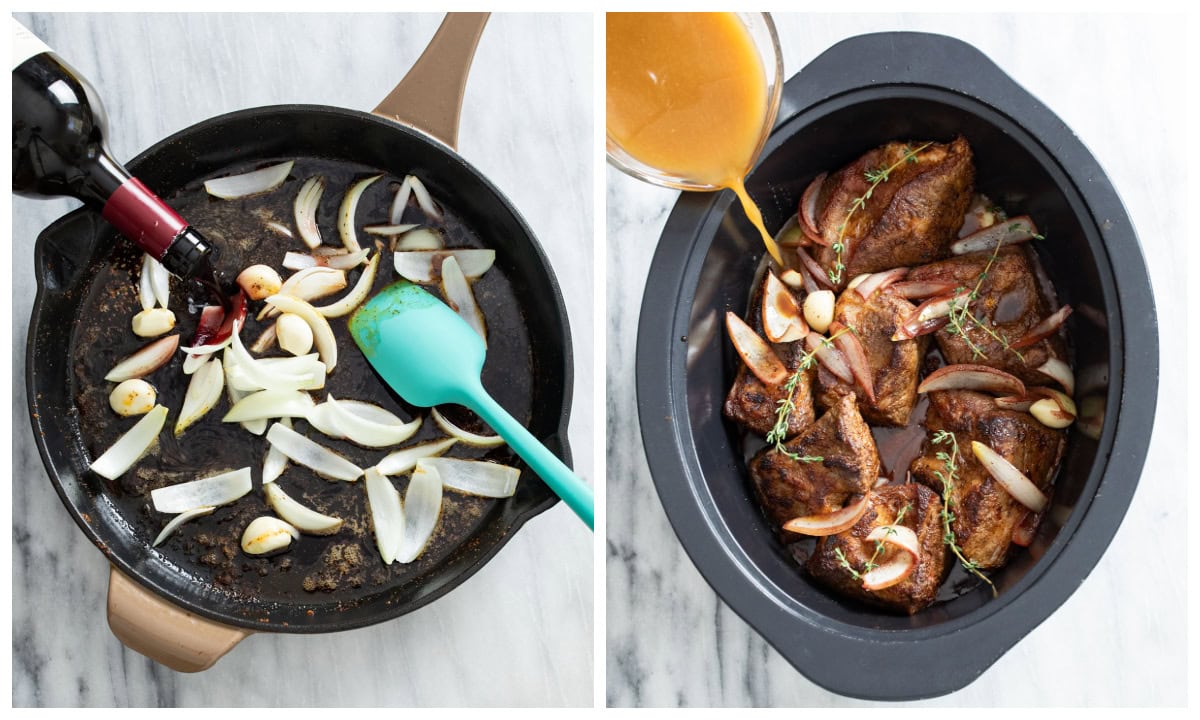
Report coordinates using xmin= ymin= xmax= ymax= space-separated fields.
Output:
xmin=606 ymin=12 xmax=781 ymax=264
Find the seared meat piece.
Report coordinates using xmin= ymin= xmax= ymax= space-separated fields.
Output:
xmin=909 ymin=390 xmax=1065 ymax=569
xmin=906 ymin=246 xmax=1068 ymax=384
xmin=748 ymin=394 xmax=879 ymax=527
xmin=815 ymin=137 xmax=974 ymax=287
xmin=814 ymin=289 xmax=928 ymax=426
xmin=807 ymin=483 xmax=946 ymax=615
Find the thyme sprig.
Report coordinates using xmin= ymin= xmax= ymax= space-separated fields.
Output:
xmin=835 ymin=503 xmax=912 ymax=581
xmin=931 ymin=430 xmax=996 ymax=596
xmin=828 ymin=142 xmax=933 ymax=285
xmin=765 ymin=325 xmax=855 ymax=462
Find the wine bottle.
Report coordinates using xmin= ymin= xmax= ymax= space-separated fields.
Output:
xmin=12 ymin=17 xmax=226 ymax=288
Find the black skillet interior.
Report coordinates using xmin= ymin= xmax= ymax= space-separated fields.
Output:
xmin=28 ymin=106 xmax=573 ymax=633
xmin=636 ymin=33 xmax=1156 ymax=699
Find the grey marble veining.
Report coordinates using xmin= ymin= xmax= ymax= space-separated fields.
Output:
xmin=11 ymin=12 xmax=592 ymax=707
xmin=605 ymin=13 xmax=1187 ymax=707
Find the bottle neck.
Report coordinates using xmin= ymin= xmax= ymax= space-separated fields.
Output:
xmin=92 ymin=154 xmax=188 ymax=261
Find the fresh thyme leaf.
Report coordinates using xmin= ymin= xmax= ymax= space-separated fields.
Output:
xmin=836 ymin=503 xmax=912 ymax=584
xmin=931 ymin=431 xmax=996 ymax=596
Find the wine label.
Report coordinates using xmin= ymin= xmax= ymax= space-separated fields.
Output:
xmin=102 ymin=178 xmax=187 ymax=259
xmin=12 ymin=18 xmax=51 ymax=70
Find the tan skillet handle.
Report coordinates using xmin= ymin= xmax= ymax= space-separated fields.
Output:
xmin=107 ymin=567 xmax=249 ymax=672
xmin=371 ymin=12 xmax=489 ymax=151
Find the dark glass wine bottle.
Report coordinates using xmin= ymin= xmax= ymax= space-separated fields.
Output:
xmin=12 ymin=18 xmax=227 ymax=289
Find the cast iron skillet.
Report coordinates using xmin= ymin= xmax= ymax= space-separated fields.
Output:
xmin=636 ymin=32 xmax=1157 ymax=700
xmin=27 ymin=14 xmax=573 ymax=670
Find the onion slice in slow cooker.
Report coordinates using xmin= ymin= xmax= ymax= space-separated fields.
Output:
xmin=90 ymin=405 xmax=168 ymax=480
xmin=761 ymin=271 xmax=807 ymax=343
xmin=293 ymin=175 xmax=325 ymax=249
xmin=364 ymin=467 xmax=404 ymax=564
xmin=917 ymin=364 xmax=1026 ymax=397
xmin=104 ymin=335 xmax=179 ymax=382
xmin=950 ymin=215 xmax=1038 ymax=255
xmin=263 ymin=296 xmax=337 ymax=372
xmin=804 ymin=331 xmax=854 ymax=384
xmin=861 ymin=551 xmax=916 ymax=591
xmin=204 ymin=160 xmax=294 ymax=199
xmin=324 ymin=394 xmax=421 ymax=448
xmin=264 ymin=483 xmax=343 ymax=535
xmin=887 ymin=280 xmax=959 ymax=300
xmin=829 ymin=322 xmax=875 ymax=402
xmin=864 ymin=524 xmax=920 ymax=560
xmin=396 ymin=462 xmax=443 ymax=563
xmin=376 ymin=438 xmax=457 ymax=476
xmin=1036 ymin=357 xmax=1075 ymax=395
xmin=262 ymin=417 xmax=292 ymax=484
xmin=152 ymin=506 xmax=215 ymax=547
xmin=418 ymin=457 xmax=520 ymax=498
xmin=853 ymin=267 xmax=909 ymax=301
xmin=793 ymin=246 xmax=836 ymax=291
xmin=431 ymin=407 xmax=505 ymax=448
xmin=338 ymin=174 xmax=381 ymax=253
xmin=151 ymin=467 xmax=253 ymax=514
xmin=1011 ymin=305 xmax=1073 ymax=350
xmin=782 ymin=494 xmax=869 ymax=536
xmin=970 ymin=440 xmax=1049 ymax=513
xmin=223 ymin=389 xmax=316 ymax=423
xmin=800 ymin=172 xmax=826 ymax=237
xmin=892 ymin=291 xmax=970 ymax=341
xmin=174 ymin=355 xmax=225 ymax=437
xmin=439 ymin=256 xmax=486 ymax=343
xmin=266 ymin=422 xmax=362 ymax=482
xmin=394 ymin=249 xmax=496 ymax=283
xmin=725 ymin=312 xmax=788 ymax=386
xmin=314 ymin=250 xmax=379 ymax=318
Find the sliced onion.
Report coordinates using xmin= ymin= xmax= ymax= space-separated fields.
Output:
xmin=151 ymin=467 xmax=253 ymax=514
xmin=1011 ymin=305 xmax=1073 ymax=350
xmin=829 ymin=321 xmax=875 ymax=403
xmin=266 ymin=422 xmax=362 ymax=482
xmin=148 ymin=256 xmax=170 ymax=309
xmin=89 ymin=405 xmax=168 ymax=480
xmin=314 ymin=250 xmax=379 ymax=318
xmin=407 ymin=175 xmax=441 ymax=220
xmin=779 ymin=269 xmax=805 ymax=290
xmin=282 ymin=248 xmax=371 ymax=271
xmin=761 ymin=271 xmax=807 ymax=343
xmin=174 ymin=355 xmax=225 ymax=437
xmin=339 ymin=174 xmax=382 ymax=253
xmin=394 ymin=250 xmax=497 ymax=283
xmin=917 ymin=364 xmax=1026 ymax=397
xmin=951 ymin=215 xmax=1038 ymax=255
xmin=293 ymin=175 xmax=325 ymax=249
xmin=376 ymin=438 xmax=457 ymax=476
xmin=363 ymin=223 xmax=419 ymax=237
xmin=725 ymin=312 xmax=788 ymax=385
xmin=804 ymin=330 xmax=854 ymax=384
xmin=864 ymin=524 xmax=920 ymax=560
xmin=325 ymin=394 xmax=421 ymax=448
xmin=226 ymin=355 xmax=326 ymax=394
xmin=971 ymin=440 xmax=1049 ymax=513
xmin=138 ymin=254 xmax=156 ymax=311
xmin=204 ymin=161 xmax=293 ymax=199
xmin=396 ymin=462 xmax=443 ymax=563
xmin=388 ymin=176 xmax=414 ymax=223
xmin=782 ymin=494 xmax=869 ymax=536
xmin=152 ymin=506 xmax=215 ymax=547
xmin=774 ymin=220 xmax=805 ymax=248
xmin=222 ymin=352 xmax=267 ymax=435
xmin=800 ymin=172 xmax=827 ymax=237
xmin=264 ymin=483 xmax=343 ymax=535
xmin=431 ymin=407 xmax=505 ymax=448
xmin=259 ymin=267 xmax=347 ymax=319
xmin=854 ymin=267 xmax=909 ymax=301
xmin=1036 ymin=357 xmax=1075 ymax=395
xmin=104 ymin=335 xmax=179 ymax=382
xmin=263 ymin=295 xmax=337 ymax=372
xmin=241 ymin=516 xmax=298 ymax=555
xmin=892 ymin=291 xmax=970 ymax=340
xmin=888 ymin=280 xmax=959 ymax=300
xmin=262 ymin=417 xmax=292 ymax=484
xmin=993 ymin=387 xmax=1063 ymax=412
xmin=861 ymin=551 xmax=916 ymax=591
xmin=417 ymin=457 xmax=519 ymax=498
xmin=227 ymin=320 xmax=313 ymax=391
xmin=793 ymin=245 xmax=835 ymax=291
xmin=223 ymin=389 xmax=316 ymax=423
xmin=266 ymin=221 xmax=294 ymax=239
xmin=364 ymin=467 xmax=404 ymax=564
xmin=249 ymin=322 xmax=278 ymax=354
xmin=439 ymin=255 xmax=486 ymax=343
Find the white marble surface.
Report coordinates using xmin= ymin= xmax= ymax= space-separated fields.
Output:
xmin=606 ymin=13 xmax=1187 ymax=707
xmin=10 ymin=13 xmax=593 ymax=707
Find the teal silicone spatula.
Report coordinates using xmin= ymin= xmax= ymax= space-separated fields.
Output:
xmin=349 ymin=280 xmax=594 ymax=529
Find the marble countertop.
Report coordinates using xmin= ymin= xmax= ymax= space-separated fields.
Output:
xmin=606 ymin=13 xmax=1187 ymax=707
xmin=11 ymin=13 xmax=593 ymax=707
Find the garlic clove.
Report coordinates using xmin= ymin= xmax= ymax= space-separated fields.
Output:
xmin=276 ymin=313 xmax=314 ymax=356
xmin=241 ymin=516 xmax=299 ymax=556
xmin=803 ymin=290 xmax=835 ymax=334
xmin=237 ymin=264 xmax=283 ymax=300
xmin=109 ymin=378 xmax=157 ymax=416
xmin=131 ymin=308 xmax=177 ymax=337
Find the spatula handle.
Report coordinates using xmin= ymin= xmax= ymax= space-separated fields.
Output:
xmin=464 ymin=388 xmax=594 ymax=530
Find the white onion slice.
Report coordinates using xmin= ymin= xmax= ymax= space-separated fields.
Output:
xmin=262 ymin=417 xmax=292 ymax=484
xmin=226 ymin=357 xmax=325 ymax=393
xmin=222 ymin=352 xmax=267 ymax=435
xmin=389 ymin=175 xmax=414 ymax=224
xmin=174 ymin=355 xmax=225 ymax=437
xmin=861 ymin=551 xmax=916 ymax=591
xmin=138 ymin=254 xmax=155 ymax=311
xmin=249 ymin=323 xmax=278 ymax=354
xmin=864 ymin=524 xmax=921 ymax=560
xmin=152 ymin=506 xmax=215 ymax=547
xmin=339 ymin=174 xmax=381 ymax=253
xmin=322 ymin=395 xmax=421 ymax=448
xmin=294 ymin=175 xmax=325 ymax=249
xmin=90 ymin=405 xmax=168 ymax=480
xmin=266 ymin=422 xmax=362 ymax=482
xmin=149 ymin=255 xmax=170 ymax=309
xmin=376 ymin=438 xmax=457 ymax=476
xmin=266 ymin=221 xmax=294 ymax=239
xmin=971 ymin=440 xmax=1049 ymax=513
xmin=151 ymin=467 xmax=253 ymax=514
xmin=105 ymin=335 xmax=179 ymax=382
xmin=951 ymin=215 xmax=1038 ymax=255
xmin=259 ymin=267 xmax=348 ymax=320
xmin=264 ymin=483 xmax=343 ymax=535
xmin=223 ymin=389 xmax=316 ymax=423
xmin=363 ymin=223 xmax=419 ymax=237
xmin=431 ymin=407 xmax=505 ymax=448
xmin=282 ymin=248 xmax=370 ymax=271
xmin=782 ymin=495 xmax=870 ymax=536
xmin=408 ymin=175 xmax=441 ymax=219
xmin=227 ymin=320 xmax=313 ymax=391
xmin=440 ymin=256 xmax=486 ymax=344
xmin=314 ymin=251 xmax=379 ymax=318
xmin=804 ymin=331 xmax=854 ymax=384
xmin=263 ymin=296 xmax=337 ymax=372
xmin=917 ymin=364 xmax=1026 ymax=397
xmin=396 ymin=462 xmax=443 ymax=563
xmin=395 ymin=227 xmax=444 ymax=251
xmin=364 ymin=467 xmax=404 ymax=564
xmin=418 ymin=457 xmax=519 ymax=498
xmin=1036 ymin=357 xmax=1075 ymax=396
xmin=394 ymin=250 xmax=496 ymax=283
xmin=204 ymin=161 xmax=294 ymax=199
xmin=725 ymin=312 xmax=788 ymax=386
xmin=761 ymin=271 xmax=807 ymax=343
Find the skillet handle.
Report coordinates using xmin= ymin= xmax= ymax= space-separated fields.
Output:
xmin=371 ymin=12 xmax=489 ymax=151
xmin=106 ymin=567 xmax=249 ymax=673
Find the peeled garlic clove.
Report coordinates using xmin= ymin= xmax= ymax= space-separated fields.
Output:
xmin=241 ymin=516 xmax=299 ymax=556
xmin=1030 ymin=396 xmax=1076 ymax=429
xmin=237 ymin=264 xmax=283 ymax=300
xmin=109 ymin=378 xmax=157 ymax=416
xmin=131 ymin=308 xmax=177 ymax=337
xmin=276 ymin=313 xmax=314 ymax=356
xmin=803 ymin=290 xmax=835 ymax=334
